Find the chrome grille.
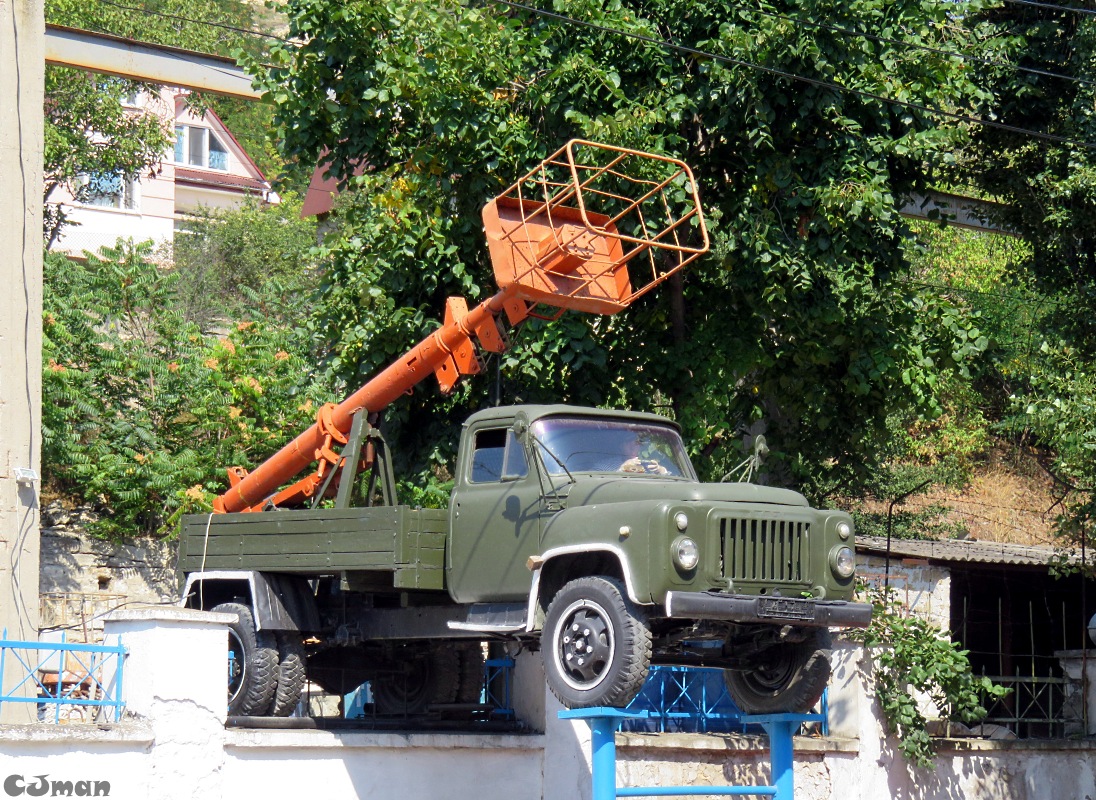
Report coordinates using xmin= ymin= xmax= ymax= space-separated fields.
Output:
xmin=720 ymin=517 xmax=808 ymax=582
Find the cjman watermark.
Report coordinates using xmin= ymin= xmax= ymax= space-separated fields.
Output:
xmin=3 ymin=775 xmax=109 ymax=797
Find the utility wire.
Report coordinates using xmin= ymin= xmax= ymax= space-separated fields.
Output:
xmin=1000 ymin=0 xmax=1096 ymax=18
xmin=901 ymin=278 xmax=1063 ymax=306
xmin=488 ymin=0 xmax=1096 ymax=150
xmin=94 ymin=0 xmax=295 ymax=44
xmin=77 ymin=0 xmax=1096 ymax=150
xmin=749 ymin=8 xmax=1096 ymax=88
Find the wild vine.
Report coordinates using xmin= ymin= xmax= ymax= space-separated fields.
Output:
xmin=848 ymin=586 xmax=1010 ymax=767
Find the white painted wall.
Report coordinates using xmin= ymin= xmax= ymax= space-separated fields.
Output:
xmin=3 ymin=614 xmax=1096 ymax=800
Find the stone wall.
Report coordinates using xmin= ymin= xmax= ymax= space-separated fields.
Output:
xmin=38 ymin=503 xmax=177 ymax=640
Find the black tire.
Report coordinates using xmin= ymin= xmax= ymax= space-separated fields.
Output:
xmin=542 ymin=576 xmax=652 ymax=709
xmin=372 ymin=646 xmax=460 ymax=716
xmin=212 ymin=602 xmax=278 ymax=716
xmin=270 ymin=634 xmax=307 ymax=717
xmin=456 ymin=643 xmax=486 ymax=705
xmin=723 ymin=628 xmax=832 ymax=714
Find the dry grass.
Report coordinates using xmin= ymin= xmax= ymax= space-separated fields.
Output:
xmin=859 ymin=446 xmax=1069 ymax=547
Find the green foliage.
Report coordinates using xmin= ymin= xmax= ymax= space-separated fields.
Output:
xmin=169 ymin=192 xmax=319 ymax=328
xmin=243 ymin=0 xmax=997 ymax=496
xmin=949 ymin=5 xmax=1096 ymax=546
xmin=42 ymin=242 xmax=328 ymax=537
xmin=852 ymin=503 xmax=968 ymax=542
xmin=850 ymin=587 xmax=1009 ymax=767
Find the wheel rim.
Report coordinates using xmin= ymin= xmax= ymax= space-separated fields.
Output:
xmin=226 ymin=628 xmax=246 ymax=705
xmin=375 ymin=657 xmax=432 ymax=711
xmin=552 ymin=598 xmax=616 ymax=692
xmin=737 ymin=647 xmax=800 ymax=695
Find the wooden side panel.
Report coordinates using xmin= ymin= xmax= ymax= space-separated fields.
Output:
xmin=394 ymin=509 xmax=448 ymax=591
xmin=178 ymin=507 xmax=450 ymax=592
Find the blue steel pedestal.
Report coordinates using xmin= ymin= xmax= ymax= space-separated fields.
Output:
xmin=559 ymin=708 xmax=820 ymax=800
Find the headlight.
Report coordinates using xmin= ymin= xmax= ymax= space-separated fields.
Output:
xmin=672 ymin=536 xmax=699 ymax=570
xmin=830 ymin=545 xmax=855 ymax=579
xmin=836 ymin=521 xmax=852 ymax=540
xmin=674 ymin=512 xmax=689 ymax=531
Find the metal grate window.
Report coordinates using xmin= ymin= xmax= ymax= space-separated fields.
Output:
xmin=720 ymin=517 xmax=808 ymax=582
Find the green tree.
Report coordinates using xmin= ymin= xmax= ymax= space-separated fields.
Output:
xmin=169 ymin=192 xmax=318 ymax=328
xmin=950 ymin=4 xmax=1096 ymax=545
xmin=43 ymin=243 xmax=328 ymax=537
xmin=243 ymin=0 xmax=995 ymax=498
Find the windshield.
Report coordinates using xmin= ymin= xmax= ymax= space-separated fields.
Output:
xmin=531 ymin=416 xmax=693 ymax=477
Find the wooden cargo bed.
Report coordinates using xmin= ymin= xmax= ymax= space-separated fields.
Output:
xmin=178 ymin=506 xmax=448 ymax=590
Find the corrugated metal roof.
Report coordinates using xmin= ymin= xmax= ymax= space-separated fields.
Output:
xmin=856 ymin=535 xmax=1059 ymax=567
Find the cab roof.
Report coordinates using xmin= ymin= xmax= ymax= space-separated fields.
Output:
xmin=463 ymin=404 xmax=682 ymax=431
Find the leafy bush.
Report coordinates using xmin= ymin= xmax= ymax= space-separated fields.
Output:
xmin=168 ymin=192 xmax=318 ymax=329
xmin=850 ymin=587 xmax=1009 ymax=767
xmin=43 ymin=241 xmax=329 ymax=537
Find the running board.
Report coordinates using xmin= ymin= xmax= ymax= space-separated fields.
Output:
xmin=447 ymin=602 xmax=527 ymax=633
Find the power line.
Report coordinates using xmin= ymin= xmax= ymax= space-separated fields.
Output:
xmin=749 ymin=8 xmax=1096 ymax=88
xmin=487 ymin=0 xmax=1096 ymax=151
xmin=901 ymin=278 xmax=1062 ymax=306
xmin=1000 ymin=0 xmax=1096 ymax=18
xmin=94 ymin=0 xmax=294 ymax=45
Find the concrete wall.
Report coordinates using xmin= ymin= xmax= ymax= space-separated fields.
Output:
xmin=4 ymin=615 xmax=1096 ymax=800
xmin=858 ymin=553 xmax=951 ymax=630
xmin=0 ymin=0 xmax=44 ymax=724
xmin=38 ymin=503 xmax=177 ymax=638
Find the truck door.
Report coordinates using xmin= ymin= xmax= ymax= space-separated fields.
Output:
xmin=448 ymin=424 xmax=544 ymax=603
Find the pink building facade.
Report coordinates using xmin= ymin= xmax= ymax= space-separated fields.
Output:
xmin=47 ymin=87 xmax=275 ymax=259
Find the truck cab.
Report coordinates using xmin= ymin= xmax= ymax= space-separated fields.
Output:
xmin=447 ymin=405 xmax=869 ymax=710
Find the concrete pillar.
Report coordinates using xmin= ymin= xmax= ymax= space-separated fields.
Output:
xmin=103 ymin=607 xmax=232 ymax=799
xmin=1055 ymin=649 xmax=1096 ymax=736
xmin=0 ymin=0 xmax=44 ymax=723
xmin=826 ymin=638 xmax=863 ymax=739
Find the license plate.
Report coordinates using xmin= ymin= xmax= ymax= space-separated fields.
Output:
xmin=758 ymin=597 xmax=815 ymax=621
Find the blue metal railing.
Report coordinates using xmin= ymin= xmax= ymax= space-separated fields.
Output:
xmin=0 ymin=632 xmax=126 ymax=723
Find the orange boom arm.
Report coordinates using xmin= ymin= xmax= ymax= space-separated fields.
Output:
xmin=214 ymin=140 xmax=709 ymax=514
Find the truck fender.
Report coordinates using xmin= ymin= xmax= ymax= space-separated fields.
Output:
xmin=524 ymin=544 xmax=641 ymax=633
xmin=181 ymin=570 xmax=320 ymax=633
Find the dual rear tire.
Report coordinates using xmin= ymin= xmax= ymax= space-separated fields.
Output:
xmin=214 ymin=602 xmax=305 ymax=717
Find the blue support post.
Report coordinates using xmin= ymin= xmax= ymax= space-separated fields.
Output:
xmin=560 ymin=707 xmax=820 ymax=800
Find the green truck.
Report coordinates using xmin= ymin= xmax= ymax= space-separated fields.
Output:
xmin=178 ymin=141 xmax=869 ymax=718
xmin=179 ymin=403 xmax=870 ymax=717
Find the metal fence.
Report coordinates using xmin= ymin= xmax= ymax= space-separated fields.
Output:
xmin=0 ymin=631 xmax=126 ymax=723
xmin=979 ymin=671 xmax=1072 ymax=739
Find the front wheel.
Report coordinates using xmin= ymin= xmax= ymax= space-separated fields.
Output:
xmin=723 ymin=628 xmax=832 ymax=714
xmin=542 ymin=576 xmax=652 ymax=709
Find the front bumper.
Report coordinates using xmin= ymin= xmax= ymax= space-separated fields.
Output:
xmin=665 ymin=590 xmax=872 ymax=629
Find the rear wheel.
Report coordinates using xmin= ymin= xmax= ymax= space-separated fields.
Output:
xmin=270 ymin=634 xmax=307 ymax=717
xmin=542 ymin=576 xmax=651 ymax=709
xmin=456 ymin=643 xmax=486 ymax=704
xmin=723 ymin=628 xmax=832 ymax=714
xmin=372 ymin=645 xmax=460 ymax=715
xmin=213 ymin=602 xmax=278 ymax=716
